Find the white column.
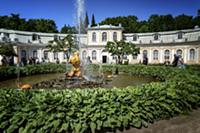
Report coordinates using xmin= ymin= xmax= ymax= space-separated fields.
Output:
xmin=99 ymin=49 xmax=102 ymax=63
xmin=149 ymin=49 xmax=152 ymax=63
xmin=184 ymin=48 xmax=187 ymax=63
xmin=160 ymin=49 xmax=163 ymax=63
xmin=196 ymin=48 xmax=199 ymax=64
xmin=13 ymin=46 xmax=18 ymax=64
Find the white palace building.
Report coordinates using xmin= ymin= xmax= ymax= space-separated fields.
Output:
xmin=0 ymin=24 xmax=200 ymax=65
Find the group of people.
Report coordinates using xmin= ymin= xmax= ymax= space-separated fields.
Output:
xmin=20 ymin=57 xmax=39 ymax=66
xmin=141 ymin=54 xmax=185 ymax=68
xmin=172 ymin=54 xmax=185 ymax=68
xmin=1 ymin=56 xmax=14 ymax=66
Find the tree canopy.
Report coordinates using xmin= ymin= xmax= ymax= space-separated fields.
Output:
xmin=100 ymin=10 xmax=200 ymax=33
xmin=60 ymin=25 xmax=76 ymax=34
xmin=0 ymin=14 xmax=58 ymax=33
xmin=91 ymin=14 xmax=97 ymax=27
xmin=47 ymin=34 xmax=77 ymax=60
xmin=1 ymin=10 xmax=200 ymax=33
xmin=0 ymin=44 xmax=17 ymax=57
xmin=105 ymin=41 xmax=140 ymax=64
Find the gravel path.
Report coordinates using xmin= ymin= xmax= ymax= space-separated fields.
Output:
xmin=117 ymin=109 xmax=200 ymax=133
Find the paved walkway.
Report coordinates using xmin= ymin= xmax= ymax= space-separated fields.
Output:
xmin=117 ymin=109 xmax=200 ymax=133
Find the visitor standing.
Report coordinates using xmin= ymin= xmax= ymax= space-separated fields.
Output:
xmin=1 ymin=56 xmax=8 ymax=66
xmin=177 ymin=56 xmax=185 ymax=69
xmin=143 ymin=55 xmax=148 ymax=65
xmin=172 ymin=54 xmax=179 ymax=67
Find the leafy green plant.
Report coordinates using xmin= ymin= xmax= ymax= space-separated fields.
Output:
xmin=0 ymin=65 xmax=200 ymax=132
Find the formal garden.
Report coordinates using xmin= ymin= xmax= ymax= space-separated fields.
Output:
xmin=0 ymin=63 xmax=200 ymax=133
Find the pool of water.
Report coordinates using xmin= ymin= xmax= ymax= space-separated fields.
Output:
xmin=104 ymin=73 xmax=158 ymax=88
xmin=0 ymin=73 xmax=158 ymax=88
xmin=0 ymin=73 xmax=63 ymax=88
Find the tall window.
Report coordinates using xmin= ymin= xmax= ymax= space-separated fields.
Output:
xmin=132 ymin=55 xmax=137 ymax=60
xmin=63 ymin=53 xmax=67 ymax=59
xmin=21 ymin=50 xmax=26 ymax=58
xmin=33 ymin=50 xmax=37 ymax=58
xmin=54 ymin=35 xmax=59 ymax=40
xmin=123 ymin=55 xmax=128 ymax=60
xmin=92 ymin=50 xmax=97 ymax=60
xmin=154 ymin=33 xmax=159 ymax=40
xmin=164 ymin=50 xmax=170 ymax=60
xmin=177 ymin=49 xmax=183 ymax=57
xmin=4 ymin=33 xmax=10 ymax=38
xmin=82 ymin=50 xmax=87 ymax=60
xmin=113 ymin=32 xmax=117 ymax=41
xmin=143 ymin=50 xmax=148 ymax=57
xmin=189 ymin=49 xmax=195 ymax=60
xmin=102 ymin=32 xmax=107 ymax=42
xmin=178 ymin=32 xmax=183 ymax=39
xmin=44 ymin=51 xmax=48 ymax=60
xmin=133 ymin=35 xmax=137 ymax=41
xmin=54 ymin=52 xmax=58 ymax=60
xmin=92 ymin=32 xmax=96 ymax=42
xmin=153 ymin=50 xmax=159 ymax=60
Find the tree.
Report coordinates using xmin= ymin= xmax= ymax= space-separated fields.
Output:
xmin=47 ymin=34 xmax=77 ymax=60
xmin=148 ymin=14 xmax=162 ymax=32
xmin=26 ymin=19 xmax=58 ymax=33
xmin=100 ymin=15 xmax=138 ymax=33
xmin=198 ymin=9 xmax=200 ymax=16
xmin=91 ymin=14 xmax=96 ymax=27
xmin=0 ymin=44 xmax=17 ymax=57
xmin=84 ymin=12 xmax=89 ymax=31
xmin=60 ymin=25 xmax=76 ymax=34
xmin=137 ymin=21 xmax=149 ymax=33
xmin=160 ymin=14 xmax=175 ymax=31
xmin=193 ymin=16 xmax=200 ymax=27
xmin=105 ymin=41 xmax=140 ymax=64
xmin=175 ymin=14 xmax=193 ymax=30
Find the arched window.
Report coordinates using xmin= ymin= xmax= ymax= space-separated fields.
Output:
xmin=123 ymin=55 xmax=128 ymax=60
xmin=92 ymin=50 xmax=97 ymax=60
xmin=164 ymin=50 xmax=170 ymax=60
xmin=21 ymin=50 xmax=26 ymax=58
xmin=92 ymin=32 xmax=96 ymax=42
xmin=178 ymin=32 xmax=183 ymax=39
xmin=153 ymin=50 xmax=159 ymax=60
xmin=176 ymin=49 xmax=183 ymax=57
xmin=143 ymin=50 xmax=148 ymax=57
xmin=113 ymin=32 xmax=117 ymax=41
xmin=54 ymin=52 xmax=58 ymax=60
xmin=189 ymin=49 xmax=195 ymax=60
xmin=63 ymin=53 xmax=67 ymax=59
xmin=82 ymin=50 xmax=87 ymax=60
xmin=102 ymin=32 xmax=107 ymax=42
xmin=43 ymin=51 xmax=48 ymax=60
xmin=154 ymin=33 xmax=159 ymax=40
xmin=102 ymin=49 xmax=107 ymax=53
xmin=33 ymin=50 xmax=37 ymax=58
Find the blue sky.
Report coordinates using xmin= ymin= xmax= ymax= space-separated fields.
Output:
xmin=0 ymin=0 xmax=199 ymax=30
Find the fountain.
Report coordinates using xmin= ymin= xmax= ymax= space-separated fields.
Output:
xmin=32 ymin=0 xmax=104 ymax=89
xmin=65 ymin=51 xmax=82 ymax=79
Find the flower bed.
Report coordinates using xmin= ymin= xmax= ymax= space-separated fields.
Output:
xmin=0 ymin=65 xmax=200 ymax=133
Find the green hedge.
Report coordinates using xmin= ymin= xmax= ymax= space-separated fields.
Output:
xmin=0 ymin=65 xmax=200 ymax=133
xmin=0 ymin=64 xmax=66 ymax=81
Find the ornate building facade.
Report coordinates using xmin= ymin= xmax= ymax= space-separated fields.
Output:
xmin=0 ymin=24 xmax=200 ymax=65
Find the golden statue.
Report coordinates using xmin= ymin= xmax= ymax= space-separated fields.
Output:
xmin=66 ymin=51 xmax=82 ymax=79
